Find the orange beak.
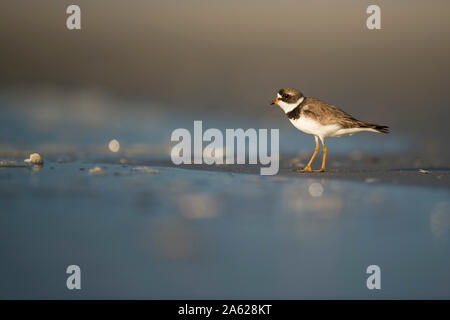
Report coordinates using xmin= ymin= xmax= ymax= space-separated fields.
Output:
xmin=271 ymin=98 xmax=279 ymax=105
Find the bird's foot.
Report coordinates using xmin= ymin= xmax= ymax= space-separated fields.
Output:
xmin=313 ymin=168 xmax=326 ymax=173
xmin=296 ymin=166 xmax=312 ymax=172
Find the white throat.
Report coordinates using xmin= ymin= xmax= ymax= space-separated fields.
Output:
xmin=278 ymin=96 xmax=304 ymax=113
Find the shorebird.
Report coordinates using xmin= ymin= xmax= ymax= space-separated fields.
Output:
xmin=271 ymin=88 xmax=389 ymax=172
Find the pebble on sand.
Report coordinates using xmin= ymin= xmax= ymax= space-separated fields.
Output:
xmin=24 ymin=153 xmax=43 ymax=165
xmin=89 ymin=166 xmax=106 ymax=176
xmin=131 ymin=166 xmax=160 ymax=174
xmin=119 ymin=158 xmax=129 ymax=165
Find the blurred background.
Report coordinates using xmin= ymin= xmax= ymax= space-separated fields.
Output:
xmin=1 ymin=1 xmax=450 ymax=299
xmin=0 ymin=0 xmax=449 ymax=157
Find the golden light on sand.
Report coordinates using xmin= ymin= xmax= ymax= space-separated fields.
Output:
xmin=131 ymin=166 xmax=160 ymax=174
xmin=89 ymin=166 xmax=105 ymax=176
xmin=308 ymin=182 xmax=324 ymax=197
xmin=177 ymin=193 xmax=219 ymax=219
xmin=151 ymin=219 xmax=199 ymax=260
xmin=108 ymin=139 xmax=120 ymax=152
xmin=430 ymin=202 xmax=450 ymax=237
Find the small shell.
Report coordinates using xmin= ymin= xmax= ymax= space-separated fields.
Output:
xmin=24 ymin=153 xmax=43 ymax=165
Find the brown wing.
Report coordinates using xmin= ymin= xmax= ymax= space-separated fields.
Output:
xmin=301 ymin=97 xmax=363 ymax=128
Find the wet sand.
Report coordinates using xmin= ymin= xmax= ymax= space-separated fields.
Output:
xmin=0 ymin=93 xmax=449 ymax=299
xmin=97 ymin=153 xmax=450 ymax=189
xmin=1 ymin=159 xmax=449 ymax=299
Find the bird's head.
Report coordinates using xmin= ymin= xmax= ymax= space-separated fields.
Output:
xmin=271 ymin=88 xmax=304 ymax=113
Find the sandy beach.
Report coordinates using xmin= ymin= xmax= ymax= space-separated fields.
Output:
xmin=118 ymin=154 xmax=450 ymax=189
xmin=1 ymin=147 xmax=449 ymax=298
xmin=1 ymin=161 xmax=450 ymax=299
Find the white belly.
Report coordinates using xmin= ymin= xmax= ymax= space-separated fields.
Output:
xmin=290 ymin=117 xmax=378 ymax=138
xmin=289 ymin=117 xmax=340 ymax=138
xmin=333 ymin=127 xmax=378 ymax=137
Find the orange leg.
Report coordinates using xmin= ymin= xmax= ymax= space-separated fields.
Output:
xmin=314 ymin=139 xmax=327 ymax=172
xmin=297 ymin=136 xmax=319 ymax=172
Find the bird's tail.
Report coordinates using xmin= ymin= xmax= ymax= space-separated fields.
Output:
xmin=359 ymin=122 xmax=390 ymax=134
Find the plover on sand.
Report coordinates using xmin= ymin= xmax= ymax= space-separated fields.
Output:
xmin=271 ymin=88 xmax=389 ymax=172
